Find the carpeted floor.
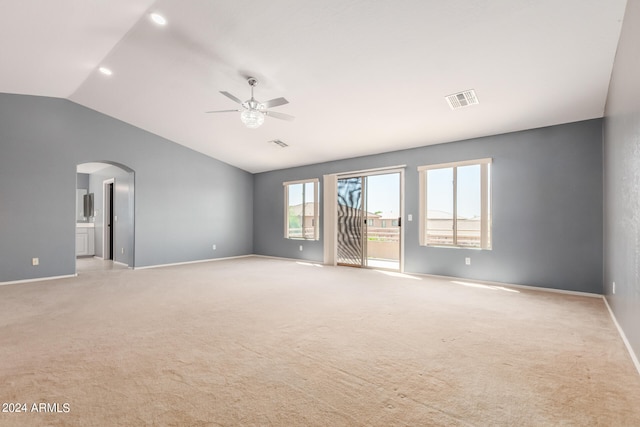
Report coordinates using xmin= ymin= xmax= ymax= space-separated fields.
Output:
xmin=1 ymin=256 xmax=639 ymax=426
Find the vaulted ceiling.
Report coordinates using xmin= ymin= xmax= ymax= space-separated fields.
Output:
xmin=0 ymin=0 xmax=627 ymax=173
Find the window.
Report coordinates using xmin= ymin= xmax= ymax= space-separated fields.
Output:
xmin=418 ymin=158 xmax=491 ymax=249
xmin=284 ymin=179 xmax=319 ymax=240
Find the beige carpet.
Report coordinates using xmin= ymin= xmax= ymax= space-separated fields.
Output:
xmin=1 ymin=256 xmax=639 ymax=426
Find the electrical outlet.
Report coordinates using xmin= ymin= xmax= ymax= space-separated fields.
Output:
xmin=212 ymin=244 xmax=216 ymax=250
xmin=612 ymin=281 xmax=616 ymax=294
xmin=408 ymin=214 xmax=413 ymax=221
xmin=299 ymin=245 xmax=303 ymax=251
xmin=465 ymin=257 xmax=471 ymax=265
xmin=121 ymin=248 xmax=124 ymax=254
xmin=32 ymin=257 xmax=39 ymax=266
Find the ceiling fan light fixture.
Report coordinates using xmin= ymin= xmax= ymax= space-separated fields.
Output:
xmin=240 ymin=109 xmax=265 ymax=129
xmin=207 ymin=77 xmax=294 ymax=128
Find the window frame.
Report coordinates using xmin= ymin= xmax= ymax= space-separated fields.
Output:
xmin=418 ymin=158 xmax=492 ymax=249
xmin=283 ymin=178 xmax=320 ymax=240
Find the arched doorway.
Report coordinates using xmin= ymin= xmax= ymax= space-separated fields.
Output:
xmin=76 ymin=162 xmax=135 ymax=273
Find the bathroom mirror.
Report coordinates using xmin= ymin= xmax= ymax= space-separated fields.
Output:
xmin=76 ymin=190 xmax=94 ymax=221
xmin=76 ymin=189 xmax=87 ymax=221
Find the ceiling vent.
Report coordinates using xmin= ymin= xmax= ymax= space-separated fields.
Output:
xmin=445 ymin=89 xmax=479 ymax=110
xmin=269 ymin=139 xmax=288 ymax=148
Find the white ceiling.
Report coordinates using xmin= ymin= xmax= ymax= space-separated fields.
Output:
xmin=77 ymin=162 xmax=113 ymax=174
xmin=0 ymin=0 xmax=627 ymax=173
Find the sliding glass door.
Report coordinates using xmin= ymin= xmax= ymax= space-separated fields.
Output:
xmin=336 ymin=172 xmax=401 ymax=270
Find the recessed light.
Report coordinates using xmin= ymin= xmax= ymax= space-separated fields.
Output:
xmin=150 ymin=13 xmax=167 ymax=26
xmin=98 ymin=67 xmax=113 ymax=76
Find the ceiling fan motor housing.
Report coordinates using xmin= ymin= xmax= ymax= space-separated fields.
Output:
xmin=243 ymin=99 xmax=265 ymax=111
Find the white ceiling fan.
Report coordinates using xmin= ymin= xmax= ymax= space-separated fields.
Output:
xmin=206 ymin=77 xmax=295 ymax=129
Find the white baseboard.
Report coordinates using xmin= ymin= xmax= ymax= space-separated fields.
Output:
xmin=0 ymin=274 xmax=77 ymax=286
xmin=133 ymin=254 xmax=252 ymax=270
xmin=253 ymin=255 xmax=603 ymax=298
xmin=602 ymin=296 xmax=640 ymax=377
xmin=250 ymin=254 xmax=324 ymax=263
xmin=414 ymin=272 xmax=602 ymax=298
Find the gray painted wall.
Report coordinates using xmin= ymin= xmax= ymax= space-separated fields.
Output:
xmin=603 ymin=0 xmax=640 ymax=360
xmin=0 ymin=93 xmax=253 ymax=282
xmin=76 ymin=173 xmax=89 ymax=191
xmin=254 ymin=119 xmax=603 ymax=293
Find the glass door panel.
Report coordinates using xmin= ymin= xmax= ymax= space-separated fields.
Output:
xmin=337 ymin=177 xmax=364 ymax=266
xmin=364 ymin=172 xmax=400 ymax=270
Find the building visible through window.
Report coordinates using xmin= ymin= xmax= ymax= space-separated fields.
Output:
xmin=284 ymin=179 xmax=319 ymax=240
xmin=418 ymin=158 xmax=491 ymax=249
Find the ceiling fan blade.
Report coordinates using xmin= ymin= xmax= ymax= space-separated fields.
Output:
xmin=205 ymin=109 xmax=240 ymax=114
xmin=265 ymin=110 xmax=295 ymax=121
xmin=262 ymin=97 xmax=289 ymax=108
xmin=220 ymin=91 xmax=243 ymax=105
